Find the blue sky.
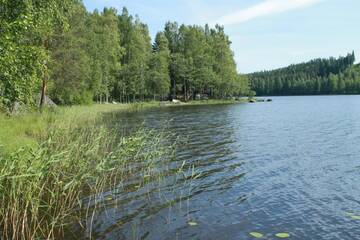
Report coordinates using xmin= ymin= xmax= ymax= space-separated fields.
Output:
xmin=83 ymin=0 xmax=360 ymax=73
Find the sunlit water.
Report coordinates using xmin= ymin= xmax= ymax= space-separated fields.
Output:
xmin=84 ymin=96 xmax=360 ymax=240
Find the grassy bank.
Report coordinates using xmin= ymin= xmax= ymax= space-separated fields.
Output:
xmin=0 ymin=103 xmax=173 ymax=239
xmin=0 ymin=103 xmax=155 ymax=155
xmin=0 ymin=100 xmax=244 ymax=155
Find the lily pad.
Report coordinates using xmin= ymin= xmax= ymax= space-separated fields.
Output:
xmin=351 ymin=215 xmax=360 ymax=220
xmin=275 ymin=233 xmax=290 ymax=238
xmin=345 ymin=212 xmax=354 ymax=216
xmin=188 ymin=221 xmax=198 ymax=226
xmin=249 ymin=232 xmax=264 ymax=238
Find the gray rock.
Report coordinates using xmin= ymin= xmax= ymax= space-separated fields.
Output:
xmin=36 ymin=93 xmax=57 ymax=107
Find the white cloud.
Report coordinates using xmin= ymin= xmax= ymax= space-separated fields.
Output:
xmin=215 ymin=0 xmax=324 ymax=26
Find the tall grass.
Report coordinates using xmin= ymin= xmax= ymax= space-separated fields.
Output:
xmin=0 ymin=104 xmax=172 ymax=239
xmin=0 ymin=103 xmax=161 ymax=155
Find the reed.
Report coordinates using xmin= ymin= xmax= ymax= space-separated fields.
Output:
xmin=0 ymin=104 xmax=172 ymax=239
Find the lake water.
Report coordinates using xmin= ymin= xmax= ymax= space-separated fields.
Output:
xmin=88 ymin=96 xmax=360 ymax=240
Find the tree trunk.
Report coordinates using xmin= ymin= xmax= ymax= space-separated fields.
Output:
xmin=183 ymin=80 xmax=187 ymax=102
xmin=39 ymin=66 xmax=48 ymax=111
xmin=40 ymin=38 xmax=50 ymax=111
xmin=173 ymin=78 xmax=176 ymax=100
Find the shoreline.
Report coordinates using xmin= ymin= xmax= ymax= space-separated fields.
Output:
xmin=0 ymin=97 xmax=264 ymax=239
xmin=0 ymin=99 xmax=252 ymax=156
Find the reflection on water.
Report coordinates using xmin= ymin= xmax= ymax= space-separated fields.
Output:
xmin=85 ymin=96 xmax=360 ymax=240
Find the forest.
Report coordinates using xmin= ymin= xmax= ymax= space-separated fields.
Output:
xmin=0 ymin=0 xmax=250 ymax=113
xmin=249 ymin=52 xmax=360 ymax=96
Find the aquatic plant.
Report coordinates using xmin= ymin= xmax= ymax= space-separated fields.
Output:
xmin=0 ymin=105 xmax=174 ymax=239
xmin=249 ymin=232 xmax=264 ymax=238
xmin=275 ymin=232 xmax=290 ymax=238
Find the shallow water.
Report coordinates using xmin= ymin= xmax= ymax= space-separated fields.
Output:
xmin=88 ymin=96 xmax=360 ymax=240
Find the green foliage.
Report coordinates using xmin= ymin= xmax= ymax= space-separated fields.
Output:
xmin=0 ymin=0 xmax=45 ymax=110
xmin=249 ymin=52 xmax=357 ymax=95
xmin=116 ymin=8 xmax=152 ymax=102
xmin=1 ymin=1 xmax=250 ymax=111
xmin=0 ymin=0 xmax=75 ymax=112
xmin=88 ymin=8 xmax=123 ymax=102
xmin=49 ymin=2 xmax=92 ymax=105
xmin=148 ymin=32 xmax=171 ymax=99
xmin=164 ymin=22 xmax=250 ymax=100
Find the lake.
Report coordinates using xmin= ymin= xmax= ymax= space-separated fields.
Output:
xmin=87 ymin=96 xmax=360 ymax=240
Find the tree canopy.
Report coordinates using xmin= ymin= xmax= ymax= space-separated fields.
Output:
xmin=7 ymin=1 xmax=358 ymax=110
xmin=0 ymin=1 xmax=250 ymax=112
xmin=0 ymin=0 xmax=75 ymax=112
xmin=249 ymin=52 xmax=357 ymax=96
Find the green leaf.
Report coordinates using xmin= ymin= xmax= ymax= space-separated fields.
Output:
xmin=249 ymin=232 xmax=264 ymax=238
xmin=188 ymin=221 xmax=198 ymax=226
xmin=275 ymin=233 xmax=290 ymax=238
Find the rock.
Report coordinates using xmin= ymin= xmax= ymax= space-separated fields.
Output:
xmin=11 ymin=102 xmax=28 ymax=115
xmin=195 ymin=94 xmax=209 ymax=100
xmin=267 ymin=99 xmax=273 ymax=102
xmin=172 ymin=99 xmax=181 ymax=104
xmin=36 ymin=93 xmax=57 ymax=107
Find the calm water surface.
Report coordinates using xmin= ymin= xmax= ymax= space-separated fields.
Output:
xmin=89 ymin=96 xmax=360 ymax=240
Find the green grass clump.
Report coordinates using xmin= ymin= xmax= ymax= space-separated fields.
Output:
xmin=0 ymin=104 xmax=172 ymax=239
xmin=0 ymin=103 xmax=161 ymax=155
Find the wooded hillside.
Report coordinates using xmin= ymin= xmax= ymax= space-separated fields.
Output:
xmin=249 ymin=53 xmax=358 ymax=96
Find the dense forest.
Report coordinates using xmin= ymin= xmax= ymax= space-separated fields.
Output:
xmin=0 ymin=0 xmax=250 ymax=112
xmin=249 ymin=52 xmax=360 ymax=96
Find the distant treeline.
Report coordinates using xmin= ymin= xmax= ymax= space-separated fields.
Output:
xmin=249 ymin=52 xmax=360 ymax=96
xmin=0 ymin=0 xmax=250 ymax=112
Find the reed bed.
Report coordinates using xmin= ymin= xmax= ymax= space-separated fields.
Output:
xmin=0 ymin=104 xmax=172 ymax=239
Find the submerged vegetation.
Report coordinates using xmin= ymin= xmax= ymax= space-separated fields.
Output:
xmin=0 ymin=104 xmax=175 ymax=239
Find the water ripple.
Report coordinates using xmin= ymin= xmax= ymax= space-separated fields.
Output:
xmin=78 ymin=96 xmax=360 ymax=240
